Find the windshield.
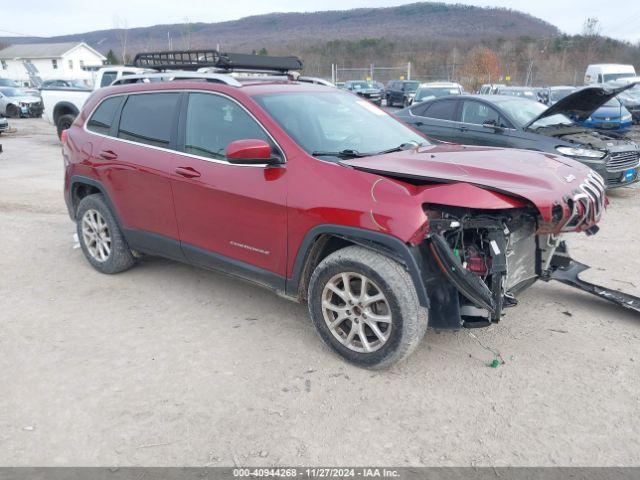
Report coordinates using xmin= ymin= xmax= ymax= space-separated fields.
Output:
xmin=494 ymin=97 xmax=573 ymax=129
xmin=0 ymin=79 xmax=20 ymax=87
xmin=603 ymin=73 xmax=635 ymax=82
xmin=404 ymin=81 xmax=420 ymax=93
xmin=350 ymin=81 xmax=373 ymax=90
xmin=550 ymin=88 xmax=575 ymax=102
xmin=619 ymin=86 xmax=640 ymax=102
xmin=254 ymin=91 xmax=427 ymax=159
xmin=601 ymin=97 xmax=621 ymax=107
xmin=0 ymin=87 xmax=23 ymax=97
xmin=415 ymin=87 xmax=460 ymax=102
xmin=501 ymin=89 xmax=536 ymax=98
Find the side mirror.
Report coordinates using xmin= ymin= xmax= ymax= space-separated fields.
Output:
xmin=226 ymin=139 xmax=281 ymax=165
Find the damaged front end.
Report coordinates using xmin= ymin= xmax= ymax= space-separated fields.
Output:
xmin=417 ymin=174 xmax=639 ymax=327
xmin=419 ymin=206 xmax=543 ymax=329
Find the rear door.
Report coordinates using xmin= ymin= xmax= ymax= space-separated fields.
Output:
xmin=98 ymin=92 xmax=183 ymax=258
xmin=406 ymin=98 xmax=461 ymax=142
xmin=170 ymin=91 xmax=288 ymax=284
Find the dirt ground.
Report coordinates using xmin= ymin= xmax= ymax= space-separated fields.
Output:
xmin=0 ymin=118 xmax=639 ymax=467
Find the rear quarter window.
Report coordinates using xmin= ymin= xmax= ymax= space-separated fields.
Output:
xmin=117 ymin=93 xmax=181 ymax=148
xmin=86 ymin=96 xmax=122 ymax=135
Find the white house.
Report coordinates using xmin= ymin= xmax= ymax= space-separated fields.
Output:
xmin=0 ymin=42 xmax=106 ymax=84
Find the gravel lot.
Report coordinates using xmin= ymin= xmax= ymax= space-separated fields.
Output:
xmin=0 ymin=118 xmax=639 ymax=467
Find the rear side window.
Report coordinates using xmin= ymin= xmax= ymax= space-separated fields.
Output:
xmin=118 ymin=93 xmax=180 ymax=148
xmin=184 ymin=93 xmax=271 ymax=160
xmin=100 ymin=71 xmax=117 ymax=87
xmin=86 ymin=96 xmax=121 ymax=135
xmin=415 ymin=99 xmax=457 ymax=121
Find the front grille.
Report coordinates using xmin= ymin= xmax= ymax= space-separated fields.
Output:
xmin=562 ymin=172 xmax=606 ymax=231
xmin=606 ymin=151 xmax=640 ymax=171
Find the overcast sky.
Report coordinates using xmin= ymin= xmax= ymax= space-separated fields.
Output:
xmin=2 ymin=0 xmax=639 ymax=42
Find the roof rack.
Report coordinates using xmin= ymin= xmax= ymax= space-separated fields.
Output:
xmin=111 ymin=72 xmax=242 ymax=87
xmin=132 ymin=49 xmax=303 ymax=74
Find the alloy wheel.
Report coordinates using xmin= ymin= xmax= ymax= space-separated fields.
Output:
xmin=81 ymin=209 xmax=111 ymax=262
xmin=321 ymin=272 xmax=392 ymax=353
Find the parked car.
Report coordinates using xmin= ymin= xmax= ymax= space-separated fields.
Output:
xmin=577 ymin=96 xmax=632 ymax=132
xmin=0 ymin=87 xmax=44 ymax=118
xmin=615 ymin=83 xmax=640 ymax=124
xmin=61 ymin=59 xmax=615 ymax=368
xmin=584 ymin=64 xmax=636 ymax=85
xmin=543 ymin=86 xmax=576 ymax=106
xmin=344 ymin=80 xmax=383 ymax=105
xmin=394 ymin=85 xmax=640 ymax=188
xmin=477 ymin=83 xmax=505 ymax=94
xmin=494 ymin=86 xmax=540 ymax=101
xmin=298 ymin=76 xmax=335 ymax=88
xmin=386 ymin=80 xmax=420 ymax=107
xmin=40 ymin=79 xmax=89 ymax=89
xmin=0 ymin=78 xmax=22 ymax=88
xmin=0 ymin=116 xmax=8 ymax=134
xmin=413 ymin=82 xmax=463 ymax=104
xmin=41 ymin=66 xmax=150 ymax=138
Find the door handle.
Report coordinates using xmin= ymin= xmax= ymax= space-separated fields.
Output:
xmin=99 ymin=149 xmax=118 ymax=161
xmin=413 ymin=121 xmax=424 ymax=127
xmin=460 ymin=127 xmax=468 ymax=132
xmin=175 ymin=166 xmax=201 ymax=178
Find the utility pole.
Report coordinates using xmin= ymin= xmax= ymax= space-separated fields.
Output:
xmin=407 ymin=62 xmax=411 ymax=80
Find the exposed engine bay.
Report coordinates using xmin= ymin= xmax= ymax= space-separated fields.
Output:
xmin=419 ymin=205 xmax=639 ymax=329
xmin=533 ymin=124 xmax=635 ymax=150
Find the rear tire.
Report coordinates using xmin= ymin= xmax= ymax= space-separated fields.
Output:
xmin=56 ymin=114 xmax=76 ymax=139
xmin=76 ymin=194 xmax=137 ymax=274
xmin=308 ymin=246 xmax=428 ymax=369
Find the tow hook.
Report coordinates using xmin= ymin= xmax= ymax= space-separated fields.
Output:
xmin=543 ymin=243 xmax=640 ymax=314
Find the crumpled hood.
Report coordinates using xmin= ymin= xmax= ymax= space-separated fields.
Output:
xmin=342 ymin=143 xmax=597 ymax=223
xmin=526 ymin=83 xmax=637 ymax=127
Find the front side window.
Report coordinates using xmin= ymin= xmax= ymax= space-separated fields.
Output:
xmin=461 ymin=100 xmax=505 ymax=126
xmin=118 ymin=93 xmax=180 ymax=147
xmin=184 ymin=92 xmax=272 ymax=160
xmin=87 ymin=96 xmax=122 ymax=135
xmin=254 ymin=91 xmax=426 ymax=159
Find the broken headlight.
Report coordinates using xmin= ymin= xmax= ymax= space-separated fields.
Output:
xmin=556 ymin=146 xmax=606 ymax=160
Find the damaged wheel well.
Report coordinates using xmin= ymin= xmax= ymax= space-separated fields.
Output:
xmin=288 ymin=225 xmax=430 ymax=308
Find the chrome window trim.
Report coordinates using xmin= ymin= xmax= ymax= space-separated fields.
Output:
xmin=82 ymin=88 xmax=287 ymax=168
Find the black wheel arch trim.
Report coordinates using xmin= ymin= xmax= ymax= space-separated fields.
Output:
xmin=68 ymin=175 xmax=123 ymax=227
xmin=286 ymin=224 xmax=430 ymax=308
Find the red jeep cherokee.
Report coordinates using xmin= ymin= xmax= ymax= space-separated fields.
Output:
xmin=62 ymin=64 xmax=606 ymax=368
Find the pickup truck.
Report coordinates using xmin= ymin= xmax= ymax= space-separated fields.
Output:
xmin=41 ymin=66 xmax=150 ymax=138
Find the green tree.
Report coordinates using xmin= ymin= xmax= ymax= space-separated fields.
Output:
xmin=105 ymin=49 xmax=119 ymax=65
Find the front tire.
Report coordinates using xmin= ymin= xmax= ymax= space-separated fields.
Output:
xmin=6 ymin=104 xmax=20 ymax=118
xmin=76 ymin=194 xmax=137 ymax=274
xmin=308 ymin=246 xmax=428 ymax=369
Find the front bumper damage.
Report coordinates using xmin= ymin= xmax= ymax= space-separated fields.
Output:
xmin=415 ymin=209 xmax=640 ymax=330
xmin=542 ymin=242 xmax=640 ymax=314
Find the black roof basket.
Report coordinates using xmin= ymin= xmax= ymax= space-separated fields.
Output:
xmin=132 ymin=49 xmax=303 ymax=73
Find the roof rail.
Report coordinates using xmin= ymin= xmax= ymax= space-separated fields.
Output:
xmin=132 ymin=49 xmax=303 ymax=74
xmin=110 ymin=72 xmax=242 ymax=87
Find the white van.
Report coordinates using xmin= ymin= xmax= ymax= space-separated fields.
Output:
xmin=584 ymin=64 xmax=636 ymax=85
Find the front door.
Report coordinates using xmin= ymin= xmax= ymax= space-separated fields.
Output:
xmin=170 ymin=92 xmax=288 ymax=285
